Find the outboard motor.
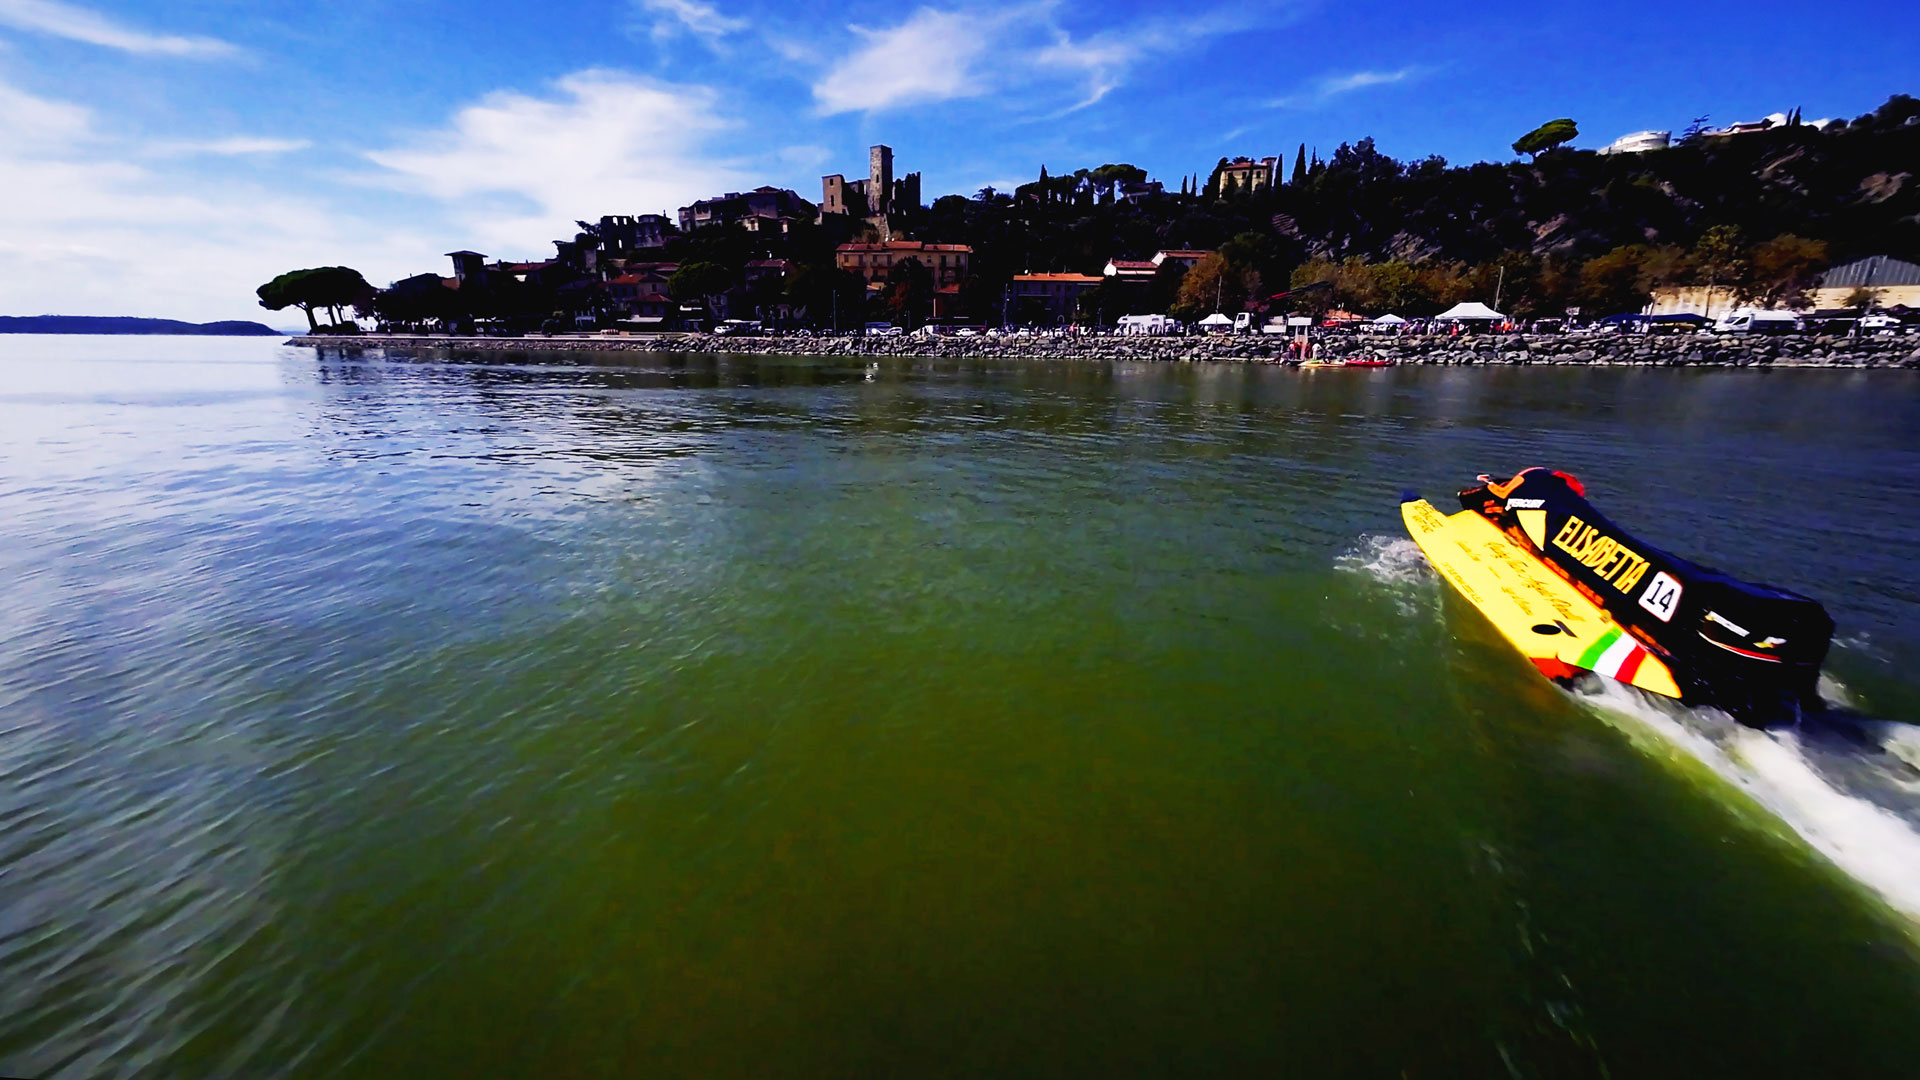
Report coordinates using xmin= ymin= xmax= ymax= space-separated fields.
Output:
xmin=1460 ymin=469 xmax=1833 ymax=726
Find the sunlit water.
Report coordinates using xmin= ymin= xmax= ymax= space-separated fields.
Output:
xmin=3 ymin=336 xmax=1919 ymax=1078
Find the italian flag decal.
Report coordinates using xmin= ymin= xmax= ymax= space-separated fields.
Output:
xmin=1576 ymin=627 xmax=1647 ymax=683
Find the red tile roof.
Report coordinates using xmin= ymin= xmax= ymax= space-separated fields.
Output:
xmin=1014 ymin=273 xmax=1103 ymax=283
xmin=837 ymin=241 xmax=973 ymax=253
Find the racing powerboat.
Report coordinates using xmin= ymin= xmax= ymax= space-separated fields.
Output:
xmin=1403 ymin=468 xmax=1833 ymax=726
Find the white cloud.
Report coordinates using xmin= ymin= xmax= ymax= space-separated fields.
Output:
xmin=1268 ymin=66 xmax=1426 ymax=109
xmin=150 ymin=136 xmax=312 ymax=157
xmin=0 ymin=0 xmax=234 ymax=57
xmin=0 ymin=78 xmax=427 ymax=323
xmin=635 ymin=0 xmax=746 ymax=42
xmin=0 ymin=76 xmax=91 ymax=147
xmin=811 ymin=3 xmax=1263 ymax=117
xmin=364 ymin=69 xmax=748 ymax=251
xmin=812 ymin=8 xmax=1000 ymax=115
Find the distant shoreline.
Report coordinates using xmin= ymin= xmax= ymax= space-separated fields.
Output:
xmin=1 ymin=316 xmax=280 ymax=336
xmin=286 ymin=331 xmax=1920 ymax=369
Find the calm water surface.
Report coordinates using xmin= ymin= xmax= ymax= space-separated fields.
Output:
xmin=3 ymin=336 xmax=1919 ymax=1078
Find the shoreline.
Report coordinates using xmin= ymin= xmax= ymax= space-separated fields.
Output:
xmin=285 ymin=331 xmax=1920 ymax=368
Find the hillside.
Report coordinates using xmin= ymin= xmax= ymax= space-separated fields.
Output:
xmin=0 ymin=316 xmax=282 ymax=336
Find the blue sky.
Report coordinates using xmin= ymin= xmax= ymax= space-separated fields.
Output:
xmin=2 ymin=0 xmax=1914 ymax=322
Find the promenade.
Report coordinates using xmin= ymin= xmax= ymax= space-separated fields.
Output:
xmin=290 ymin=331 xmax=1920 ymax=368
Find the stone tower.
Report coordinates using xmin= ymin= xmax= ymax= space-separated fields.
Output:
xmin=869 ymin=145 xmax=893 ymax=219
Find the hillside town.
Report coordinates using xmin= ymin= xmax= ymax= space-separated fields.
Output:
xmin=267 ymin=95 xmax=1920 ymax=342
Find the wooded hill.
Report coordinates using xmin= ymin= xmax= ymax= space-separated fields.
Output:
xmin=915 ymin=93 xmax=1919 ymax=319
xmin=279 ymin=94 xmax=1920 ymax=328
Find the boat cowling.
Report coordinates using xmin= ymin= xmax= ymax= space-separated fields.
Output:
xmin=1459 ymin=468 xmax=1833 ymax=726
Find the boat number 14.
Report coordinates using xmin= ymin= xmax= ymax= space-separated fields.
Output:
xmin=1638 ymin=572 xmax=1682 ymax=623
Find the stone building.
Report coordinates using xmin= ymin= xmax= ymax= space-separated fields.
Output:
xmin=1010 ymin=273 xmax=1104 ymax=324
xmin=835 ymin=241 xmax=970 ymax=288
xmin=822 ymin=145 xmax=923 ymax=239
xmin=1646 ymin=255 xmax=1920 ymax=317
xmin=1216 ymin=157 xmax=1279 ymax=196
xmin=677 ymin=187 xmax=816 ymax=234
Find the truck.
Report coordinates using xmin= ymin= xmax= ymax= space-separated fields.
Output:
xmin=1713 ymin=308 xmax=1800 ymax=334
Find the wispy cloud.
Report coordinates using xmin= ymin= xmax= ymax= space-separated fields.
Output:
xmin=1267 ymin=66 xmax=1427 ymax=108
xmin=812 ymin=8 xmax=1004 ymax=114
xmin=812 ymin=3 xmax=1268 ymax=117
xmin=0 ymin=76 xmax=91 ymax=147
xmin=0 ymin=0 xmax=234 ymax=57
xmin=0 ymin=76 xmax=425 ymax=323
xmin=150 ymin=136 xmax=312 ymax=157
xmin=364 ymin=69 xmax=748 ymax=251
xmin=634 ymin=0 xmax=746 ymax=44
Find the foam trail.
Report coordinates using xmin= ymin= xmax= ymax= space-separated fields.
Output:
xmin=1365 ymin=534 xmax=1920 ymax=921
xmin=1573 ymin=679 xmax=1920 ymax=921
xmin=1335 ymin=534 xmax=1440 ymax=619
xmin=1335 ymin=533 xmax=1431 ymax=585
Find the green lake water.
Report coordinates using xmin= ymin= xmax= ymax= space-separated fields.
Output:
xmin=3 ymin=337 xmax=1919 ymax=1077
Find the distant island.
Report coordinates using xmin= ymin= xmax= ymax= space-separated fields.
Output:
xmin=0 ymin=315 xmax=281 ymax=336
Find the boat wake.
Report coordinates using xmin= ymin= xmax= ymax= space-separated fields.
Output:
xmin=1343 ymin=532 xmax=1920 ymax=922
xmin=1335 ymin=534 xmax=1443 ymax=619
xmin=1569 ymin=679 xmax=1920 ymax=920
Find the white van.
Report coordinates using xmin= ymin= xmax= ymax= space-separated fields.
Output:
xmin=1713 ymin=308 xmax=1799 ymax=334
xmin=1116 ymin=314 xmax=1175 ymax=335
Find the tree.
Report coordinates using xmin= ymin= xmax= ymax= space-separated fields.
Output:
xmin=1512 ymin=118 xmax=1579 ymax=160
xmin=370 ymin=272 xmax=460 ymax=330
xmin=669 ymin=261 xmax=734 ymax=321
xmin=1742 ymin=234 xmax=1828 ymax=308
xmin=1088 ymin=163 xmax=1147 ymax=185
xmin=1292 ymin=144 xmax=1307 ymax=185
xmin=884 ymin=256 xmax=934 ymax=327
xmin=1076 ymin=276 xmax=1129 ymax=326
xmin=1148 ymin=260 xmax=1188 ymax=313
xmin=1843 ymin=286 xmax=1881 ymax=312
xmin=1176 ymin=252 xmax=1260 ymax=317
xmin=256 ymin=266 xmax=372 ymax=332
xmin=1678 ymin=114 xmax=1713 ymax=144
xmin=1691 ymin=225 xmax=1748 ymax=315
xmin=976 ymin=185 xmax=998 ymax=202
xmin=1203 ymin=157 xmax=1228 ymax=200
xmin=1577 ymin=245 xmax=1656 ymax=315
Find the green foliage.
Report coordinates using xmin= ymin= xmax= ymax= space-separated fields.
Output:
xmin=1577 ymin=245 xmax=1658 ymax=314
xmin=1176 ymin=252 xmax=1260 ymax=316
xmin=669 ymin=261 xmax=734 ymax=304
xmin=883 ymin=257 xmax=935 ymax=326
xmin=1741 ymin=234 xmax=1829 ymax=307
xmin=1087 ymin=163 xmax=1147 ymax=186
xmin=1513 ymin=118 xmax=1579 ymax=159
xmin=257 ymin=266 xmax=373 ymax=332
xmin=1075 ymin=276 xmax=1129 ymax=324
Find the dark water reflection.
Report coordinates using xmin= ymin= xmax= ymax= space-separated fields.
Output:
xmin=2 ymin=337 xmax=1918 ymax=1079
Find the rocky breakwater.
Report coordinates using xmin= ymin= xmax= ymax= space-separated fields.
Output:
xmin=290 ymin=332 xmax=1920 ymax=368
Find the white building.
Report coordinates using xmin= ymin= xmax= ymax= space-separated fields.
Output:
xmin=1601 ymin=130 xmax=1671 ymax=154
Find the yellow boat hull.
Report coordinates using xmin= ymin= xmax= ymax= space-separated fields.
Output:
xmin=1401 ymin=498 xmax=1681 ymax=699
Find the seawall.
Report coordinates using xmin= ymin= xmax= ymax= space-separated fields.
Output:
xmin=286 ymin=332 xmax=1920 ymax=368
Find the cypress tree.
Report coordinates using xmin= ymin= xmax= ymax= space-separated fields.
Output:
xmin=1292 ymin=143 xmax=1307 ymax=185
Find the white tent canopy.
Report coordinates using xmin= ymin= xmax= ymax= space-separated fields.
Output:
xmin=1198 ymin=313 xmax=1233 ymax=326
xmin=1372 ymin=314 xmax=1408 ymax=325
xmin=1434 ymin=302 xmax=1506 ymax=321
